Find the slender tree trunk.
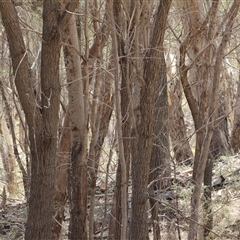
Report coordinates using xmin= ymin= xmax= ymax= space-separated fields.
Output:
xmin=231 ymin=65 xmax=240 ymax=152
xmin=110 ymin=6 xmax=128 ymax=237
xmin=0 ymin=79 xmax=27 ymax=196
xmin=64 ymin=15 xmax=88 ymax=240
xmin=88 ymin=68 xmax=102 ymax=240
xmin=0 ymin=118 xmax=18 ymax=195
xmin=168 ymin=77 xmax=193 ymax=164
xmin=109 ymin=1 xmax=131 ymax=239
xmin=186 ymin=2 xmax=240 ymax=239
xmin=52 ymin=112 xmax=70 ymax=240
xmin=203 ymin=158 xmax=213 ymax=239
xmin=87 ymin=4 xmax=111 ymax=238
xmin=203 ymin=99 xmax=230 ymax=238
xmin=88 ymin=72 xmax=113 ymax=239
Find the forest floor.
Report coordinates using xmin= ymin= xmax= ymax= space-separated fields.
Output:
xmin=1 ymin=154 xmax=240 ymax=239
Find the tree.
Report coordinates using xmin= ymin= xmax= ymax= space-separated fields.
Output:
xmin=178 ymin=0 xmax=240 ymax=238
xmin=52 ymin=2 xmax=112 ymax=238
xmin=231 ymin=64 xmax=240 ymax=151
xmin=0 ymin=114 xmax=18 ymax=195
xmin=0 ymin=1 xmax=79 ymax=239
xmin=52 ymin=110 xmax=70 ymax=240
xmin=168 ymin=74 xmax=193 ymax=165
xmin=63 ymin=13 xmax=88 ymax=239
xmin=130 ymin=1 xmax=172 ymax=239
xmin=2 ymin=1 xmax=240 ymax=239
xmin=109 ymin=1 xmax=133 ymax=239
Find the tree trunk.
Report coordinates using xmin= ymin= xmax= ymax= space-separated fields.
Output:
xmin=52 ymin=3 xmax=111 ymax=237
xmin=26 ymin=2 xmax=62 ymax=237
xmin=203 ymin=98 xmax=230 ymax=238
xmin=109 ymin=1 xmax=131 ymax=239
xmin=0 ymin=79 xmax=26 ymax=196
xmin=148 ymin=52 xmax=170 ymax=240
xmin=64 ymin=15 xmax=88 ymax=240
xmin=86 ymin=4 xmax=111 ymax=239
xmin=0 ymin=1 xmax=79 ymax=239
xmin=231 ymin=66 xmax=240 ymax=152
xmin=130 ymin=1 xmax=172 ymax=239
xmin=110 ymin=5 xmax=129 ymax=237
xmin=182 ymin=2 xmax=240 ymax=239
xmin=0 ymin=118 xmax=18 ymax=195
xmin=52 ymin=111 xmax=70 ymax=240
xmin=168 ymin=76 xmax=193 ymax=165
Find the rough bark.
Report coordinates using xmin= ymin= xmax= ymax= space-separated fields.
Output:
xmin=0 ymin=1 xmax=78 ymax=239
xmin=148 ymin=52 xmax=170 ymax=240
xmin=0 ymin=0 xmax=39 ymax=132
xmin=130 ymin=1 xmax=172 ymax=239
xmin=26 ymin=3 xmax=62 ymax=238
xmin=184 ymin=2 xmax=240 ymax=239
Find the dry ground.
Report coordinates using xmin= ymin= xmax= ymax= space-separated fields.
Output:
xmin=1 ymin=154 xmax=240 ymax=239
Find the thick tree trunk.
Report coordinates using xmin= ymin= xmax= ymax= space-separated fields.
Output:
xmin=26 ymin=3 xmax=62 ymax=237
xmin=130 ymin=2 xmax=172 ymax=239
xmin=0 ymin=1 xmax=78 ymax=239
xmin=148 ymin=52 xmax=170 ymax=240
xmin=52 ymin=5 xmax=111 ymax=238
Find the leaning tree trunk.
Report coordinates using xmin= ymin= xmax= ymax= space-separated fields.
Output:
xmin=203 ymin=95 xmax=230 ymax=238
xmin=180 ymin=2 xmax=240 ymax=239
xmin=168 ymin=76 xmax=193 ymax=165
xmin=0 ymin=79 xmax=27 ymax=196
